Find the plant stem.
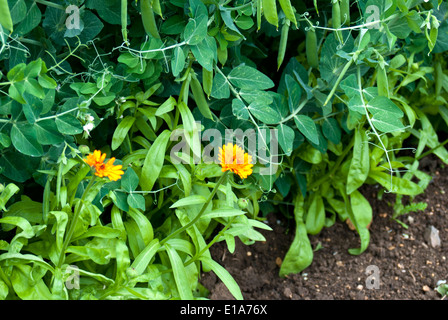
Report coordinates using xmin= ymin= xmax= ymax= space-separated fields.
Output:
xmin=323 ymin=51 xmax=359 ymax=106
xmin=34 ymin=0 xmax=66 ymax=10
xmin=307 ymin=136 xmax=355 ymax=190
xmin=57 ymin=175 xmax=97 ymax=268
xmin=160 ymin=171 xmax=229 ymax=245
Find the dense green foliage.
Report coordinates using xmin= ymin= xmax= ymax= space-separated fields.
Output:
xmin=0 ymin=0 xmax=447 ymax=299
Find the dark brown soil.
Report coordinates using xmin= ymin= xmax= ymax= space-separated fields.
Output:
xmin=201 ymin=156 xmax=448 ymax=300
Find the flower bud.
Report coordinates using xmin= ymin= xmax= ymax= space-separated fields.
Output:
xmin=78 ymin=145 xmax=90 ymax=154
xmin=238 ymin=198 xmax=248 ymax=210
xmin=126 ymin=267 xmax=138 ymax=279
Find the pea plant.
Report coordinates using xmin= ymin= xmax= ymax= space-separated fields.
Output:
xmin=0 ymin=0 xmax=447 ymax=300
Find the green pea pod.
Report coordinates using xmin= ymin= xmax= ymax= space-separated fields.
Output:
xmin=202 ymin=67 xmax=213 ymax=98
xmin=332 ymin=0 xmax=342 ymax=44
xmin=190 ymin=73 xmax=213 ymax=120
xmin=278 ymin=0 xmax=297 ymax=27
xmin=306 ymin=28 xmax=318 ymax=69
xmin=262 ymin=0 xmax=278 ymax=28
xmin=340 ymin=0 xmax=350 ymax=26
xmin=141 ymin=0 xmax=160 ymax=39
xmin=121 ymin=0 xmax=128 ymax=43
xmin=376 ymin=64 xmax=389 ymax=98
xmin=0 ymin=0 xmax=13 ymax=32
xmin=277 ymin=19 xmax=290 ymax=70
xmin=257 ymin=0 xmax=262 ymax=30
xmin=152 ymin=0 xmax=163 ymax=18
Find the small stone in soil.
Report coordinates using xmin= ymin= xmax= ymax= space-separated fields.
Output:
xmin=425 ymin=226 xmax=441 ymax=248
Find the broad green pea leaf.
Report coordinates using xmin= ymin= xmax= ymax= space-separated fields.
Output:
xmin=121 ymin=167 xmax=139 ymax=192
xmin=294 ymin=115 xmax=319 ymax=145
xmin=322 ymin=118 xmax=341 ymax=145
xmin=227 ymin=64 xmax=274 ymax=91
xmin=190 ymin=35 xmax=217 ymax=72
xmin=10 ymin=123 xmax=43 ymax=157
xmin=127 ymin=193 xmax=146 ymax=211
xmin=211 ymin=71 xmax=230 ymax=99
xmin=370 ymin=110 xmax=405 ymax=133
xmin=232 ymin=98 xmax=249 ymax=120
xmin=55 ymin=114 xmax=83 ymax=135
xmin=248 ymin=101 xmax=282 ymax=124
xmin=367 ymin=96 xmax=404 ymax=117
xmin=171 ymin=46 xmax=185 ymax=77
xmin=34 ymin=119 xmax=64 ymax=145
xmin=277 ymin=123 xmax=295 ymax=156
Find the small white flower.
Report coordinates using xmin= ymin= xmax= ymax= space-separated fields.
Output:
xmin=83 ymin=122 xmax=94 ymax=134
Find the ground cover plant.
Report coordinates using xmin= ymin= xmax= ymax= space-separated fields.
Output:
xmin=0 ymin=0 xmax=447 ymax=300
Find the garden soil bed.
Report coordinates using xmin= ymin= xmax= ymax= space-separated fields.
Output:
xmin=201 ymin=156 xmax=448 ymax=300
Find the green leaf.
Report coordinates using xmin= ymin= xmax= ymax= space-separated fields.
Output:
xmin=232 ymin=98 xmax=249 ymax=120
xmin=211 ymin=71 xmax=230 ymax=99
xmin=127 ymin=208 xmax=153 ymax=246
xmin=201 ymin=208 xmax=245 ymax=219
xmin=183 ymin=15 xmax=207 ymax=45
xmin=199 ymin=256 xmax=243 ymax=300
xmin=0 ymin=0 xmax=13 ymax=31
xmin=294 ymin=115 xmax=319 ymax=145
xmin=131 ymin=239 xmax=160 ymax=275
xmin=0 ymin=183 xmax=19 ymax=211
xmin=127 ymin=193 xmax=145 ymax=211
xmin=121 ymin=167 xmax=139 ymax=192
xmin=350 ymin=190 xmax=372 ymax=229
xmin=370 ymin=110 xmax=405 ymax=133
xmin=305 ymin=193 xmax=325 ymax=235
xmin=277 ymin=123 xmax=295 ymax=156
xmin=190 ymin=35 xmax=217 ymax=72
xmin=367 ymin=96 xmax=404 ymax=117
xmin=227 ymin=64 xmax=274 ymax=90
xmin=248 ymin=101 xmax=282 ymax=124
xmin=55 ymin=114 xmax=83 ymax=135
xmin=34 ymin=119 xmax=64 ymax=145
xmin=10 ymin=264 xmax=53 ymax=300
xmin=165 ymin=244 xmax=194 ymax=300
xmin=279 ymin=194 xmax=313 ymax=276
xmin=170 ymin=195 xmax=207 ymax=208
xmin=347 ymin=128 xmax=370 ymax=194
xmin=171 ymin=46 xmax=185 ymax=77
xmin=141 ymin=130 xmax=171 ymax=191
xmin=10 ymin=123 xmax=43 ymax=156
xmin=369 ymin=170 xmax=423 ymax=196
xmin=86 ymin=0 xmax=121 ymax=25
xmin=112 ymin=115 xmax=136 ymax=150
xmin=322 ymin=118 xmax=341 ymax=145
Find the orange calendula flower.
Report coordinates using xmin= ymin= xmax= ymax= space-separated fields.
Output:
xmin=85 ymin=150 xmax=124 ymax=181
xmin=218 ymin=143 xmax=253 ymax=179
